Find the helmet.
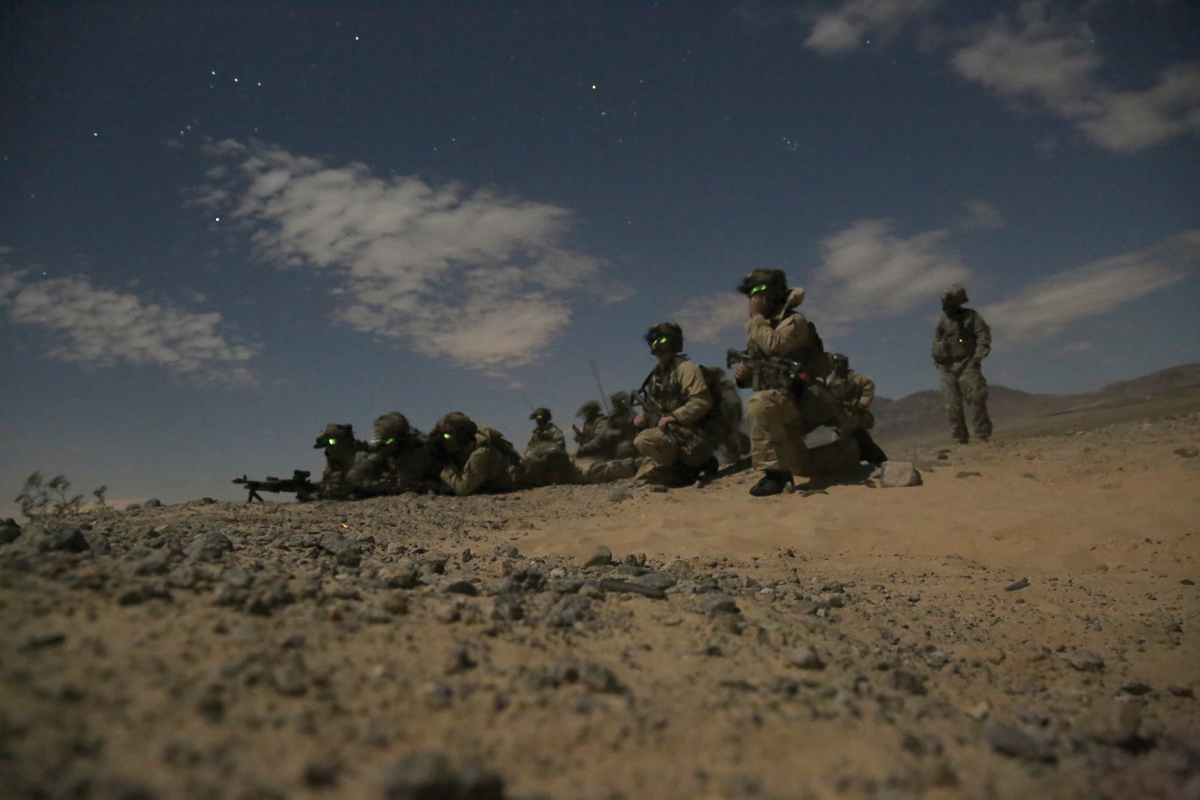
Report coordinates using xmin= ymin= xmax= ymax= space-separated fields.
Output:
xmin=530 ymin=407 xmax=552 ymax=422
xmin=610 ymin=391 xmax=631 ymax=410
xmin=830 ymin=353 xmax=848 ymax=368
xmin=315 ymin=423 xmax=354 ymax=449
xmin=577 ymin=400 xmax=602 ymax=419
xmin=737 ymin=269 xmax=789 ymax=302
xmin=374 ymin=412 xmax=410 ymax=442
xmin=941 ymin=284 xmax=969 ymax=304
xmin=432 ymin=412 xmax=478 ymax=443
xmin=644 ymin=322 xmax=683 ymax=352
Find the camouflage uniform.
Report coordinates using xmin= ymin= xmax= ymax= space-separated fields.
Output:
xmin=347 ymin=412 xmax=435 ymax=496
xmin=827 ymin=356 xmax=876 ymax=433
xmin=579 ymin=393 xmax=636 ymax=460
xmin=932 ymin=286 xmax=993 ymax=443
xmin=523 ymin=409 xmax=581 ymax=486
xmin=314 ymin=423 xmax=368 ymax=498
xmin=741 ymin=289 xmax=859 ymax=479
xmin=431 ymin=413 xmax=524 ymax=496
xmin=634 ymin=353 xmax=720 ymax=485
xmin=572 ymin=401 xmax=604 ymax=451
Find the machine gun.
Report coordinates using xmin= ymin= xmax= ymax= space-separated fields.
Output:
xmin=726 ymin=348 xmax=810 ymax=396
xmin=232 ymin=470 xmax=317 ymax=502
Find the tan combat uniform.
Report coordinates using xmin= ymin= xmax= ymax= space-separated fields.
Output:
xmin=439 ymin=427 xmax=524 ymax=496
xmin=933 ymin=308 xmax=993 ymax=442
xmin=633 ymin=354 xmax=717 ymax=484
xmin=828 ymin=369 xmax=876 ymax=433
xmin=742 ymin=291 xmax=859 ymax=477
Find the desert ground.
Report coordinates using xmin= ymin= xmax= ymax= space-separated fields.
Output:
xmin=1 ymin=398 xmax=1198 ymax=800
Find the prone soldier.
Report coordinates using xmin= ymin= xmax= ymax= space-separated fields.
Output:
xmin=430 ymin=412 xmax=525 ymax=497
xmin=346 ymin=412 xmax=436 ymax=495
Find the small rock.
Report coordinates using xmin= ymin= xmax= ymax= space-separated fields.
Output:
xmin=548 ymin=577 xmax=585 ymax=594
xmin=631 ymin=572 xmax=677 ymax=591
xmin=382 ymin=752 xmax=504 ymax=800
xmin=1067 ymin=649 xmax=1105 ymax=672
xmin=925 ymin=650 xmax=951 ymax=669
xmin=143 ymin=498 xmax=162 ymax=508
xmin=787 ymin=646 xmax=825 ymax=670
xmin=185 ymin=532 xmax=232 ymax=562
xmin=1004 ymin=578 xmax=1030 ymax=592
xmin=1167 ymin=685 xmax=1194 ymax=698
xmin=0 ymin=518 xmax=22 ymax=545
xmin=491 ymin=595 xmax=524 ymax=621
xmin=877 ymin=462 xmax=923 ymax=488
xmin=964 ymin=700 xmax=990 ymax=721
xmin=699 ymin=593 xmax=739 ymax=615
xmin=493 ymin=542 xmax=519 ymax=558
xmin=35 ymin=526 xmax=90 ymax=553
xmin=22 ymin=633 xmax=66 ymax=651
xmin=1121 ymin=681 xmax=1153 ymax=696
xmin=271 ymin=655 xmax=309 ymax=697
xmin=582 ymin=546 xmax=613 ymax=568
xmin=1080 ymin=700 xmax=1141 ymax=745
xmin=892 ymin=670 xmax=927 ymax=696
xmin=609 ymin=489 xmax=633 ymax=503
xmin=955 ymin=471 xmax=983 ymax=479
xmin=1173 ymin=448 xmax=1198 ymax=458
xmin=984 ymin=722 xmax=1054 ymax=763
xmin=302 ymin=759 xmax=340 ymax=788
xmin=443 ymin=581 xmax=478 ymax=596
xmin=380 ymin=565 xmax=420 ymax=589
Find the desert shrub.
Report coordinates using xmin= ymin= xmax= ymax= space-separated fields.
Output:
xmin=15 ymin=472 xmax=105 ymax=518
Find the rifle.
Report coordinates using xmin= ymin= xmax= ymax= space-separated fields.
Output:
xmin=232 ymin=470 xmax=317 ymax=502
xmin=630 ymin=387 xmax=668 ymax=427
xmin=726 ymin=348 xmax=810 ymax=396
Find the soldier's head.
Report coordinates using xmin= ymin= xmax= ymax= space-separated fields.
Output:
xmin=610 ymin=391 xmax=631 ymax=411
xmin=831 ymin=353 xmax=849 ymax=376
xmin=373 ymin=412 xmax=410 ymax=446
xmin=530 ymin=407 xmax=552 ymax=429
xmin=577 ymin=400 xmax=602 ymax=420
xmin=432 ymin=412 xmax=478 ymax=454
xmin=644 ymin=322 xmax=683 ymax=357
xmin=738 ymin=269 xmax=789 ymax=315
xmin=315 ymin=423 xmax=355 ymax=451
xmin=941 ymin=284 xmax=968 ymax=313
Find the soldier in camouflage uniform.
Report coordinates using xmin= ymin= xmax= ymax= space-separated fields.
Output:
xmin=523 ymin=408 xmax=581 ymax=486
xmin=572 ymin=401 xmax=604 ymax=452
xmin=632 ymin=322 xmax=723 ymax=487
xmin=932 ymin=284 xmax=992 ymax=444
xmin=828 ymin=354 xmax=889 ymax=465
xmin=734 ymin=270 xmax=860 ymax=496
xmin=573 ymin=393 xmax=639 ymax=484
xmin=430 ymin=412 xmax=525 ymax=496
xmin=346 ymin=412 xmax=436 ymax=496
xmin=313 ymin=423 xmax=368 ymax=498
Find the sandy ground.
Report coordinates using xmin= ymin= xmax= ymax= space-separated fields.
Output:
xmin=1 ymin=407 xmax=1197 ymax=800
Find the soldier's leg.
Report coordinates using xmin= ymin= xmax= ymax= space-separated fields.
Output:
xmin=745 ymin=390 xmax=806 ymax=474
xmin=634 ymin=428 xmax=679 ymax=484
xmin=960 ymin=362 xmax=993 ymax=441
xmin=798 ymin=435 xmax=862 ymax=477
xmin=939 ymin=368 xmax=969 ymax=443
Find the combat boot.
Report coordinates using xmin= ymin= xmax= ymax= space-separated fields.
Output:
xmin=749 ymin=471 xmax=793 ymax=497
xmin=852 ymin=429 xmax=889 ymax=466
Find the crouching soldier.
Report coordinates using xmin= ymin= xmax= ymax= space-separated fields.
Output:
xmin=632 ymin=322 xmax=723 ymax=487
xmin=347 ymin=412 xmax=436 ymax=495
xmin=733 ymin=270 xmax=860 ymax=496
xmin=828 ymin=354 xmax=888 ymax=465
xmin=523 ymin=408 xmax=581 ymax=486
xmin=431 ymin=412 xmax=524 ymax=496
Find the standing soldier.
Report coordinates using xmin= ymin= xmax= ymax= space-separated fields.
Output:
xmin=932 ymin=284 xmax=992 ymax=444
xmin=828 ymin=354 xmax=888 ymax=465
xmin=632 ymin=322 xmax=722 ymax=486
xmin=733 ymin=270 xmax=859 ymax=496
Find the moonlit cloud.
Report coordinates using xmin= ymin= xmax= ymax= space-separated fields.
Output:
xmin=950 ymin=2 xmax=1200 ymax=152
xmin=980 ymin=230 xmax=1199 ymax=342
xmin=672 ymin=292 xmax=748 ymax=343
xmin=809 ymin=219 xmax=971 ymax=324
xmin=804 ymin=0 xmax=940 ymax=54
xmin=0 ymin=270 xmax=258 ymax=386
xmin=961 ymin=199 xmax=1005 ymax=230
xmin=199 ymin=140 xmax=626 ymax=372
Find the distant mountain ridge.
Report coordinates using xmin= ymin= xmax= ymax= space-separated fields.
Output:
xmin=871 ymin=363 xmax=1200 ymax=444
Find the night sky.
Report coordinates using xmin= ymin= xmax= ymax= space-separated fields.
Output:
xmin=3 ymin=0 xmax=1198 ymax=513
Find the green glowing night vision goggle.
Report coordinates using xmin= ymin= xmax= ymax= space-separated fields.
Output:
xmin=443 ymin=433 xmax=452 ymax=439
xmin=385 ymin=438 xmax=395 ymax=445
xmin=328 ymin=438 xmax=337 ymax=445
xmin=749 ymin=284 xmax=769 ymax=295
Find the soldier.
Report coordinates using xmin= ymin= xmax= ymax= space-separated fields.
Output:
xmin=572 ymin=401 xmax=604 ymax=451
xmin=430 ymin=412 xmax=524 ymax=496
xmin=523 ymin=408 xmax=580 ymax=486
xmin=733 ymin=270 xmax=860 ymax=496
xmin=580 ymin=392 xmax=637 ymax=460
xmin=632 ymin=322 xmax=722 ymax=486
xmin=313 ymin=423 xmax=368 ymax=498
xmin=346 ymin=412 xmax=436 ymax=495
xmin=828 ymin=354 xmax=889 ymax=465
xmin=932 ymin=284 xmax=992 ymax=444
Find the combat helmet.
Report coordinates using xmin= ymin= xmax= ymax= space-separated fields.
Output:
xmin=941 ymin=284 xmax=969 ymax=304
xmin=737 ymin=269 xmax=789 ymax=303
xmin=830 ymin=353 xmax=849 ymax=369
xmin=644 ymin=322 xmax=683 ymax=352
xmin=610 ymin=391 xmax=631 ymax=410
xmin=374 ymin=412 xmax=410 ymax=444
xmin=530 ymin=407 xmax=552 ymax=423
xmin=315 ymin=423 xmax=355 ymax=449
xmin=432 ymin=412 xmax=478 ymax=445
xmin=577 ymin=400 xmax=602 ymax=419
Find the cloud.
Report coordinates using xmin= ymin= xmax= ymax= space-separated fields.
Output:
xmin=961 ymin=199 xmax=1005 ymax=230
xmin=672 ymin=292 xmax=748 ymax=343
xmin=804 ymin=0 xmax=940 ymax=54
xmin=0 ymin=270 xmax=258 ymax=386
xmin=980 ymin=230 xmax=1199 ymax=342
xmin=199 ymin=140 xmax=624 ymax=372
xmin=950 ymin=2 xmax=1200 ymax=152
xmin=809 ymin=219 xmax=971 ymax=324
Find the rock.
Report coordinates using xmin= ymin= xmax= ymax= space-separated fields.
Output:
xmin=699 ymin=593 xmax=739 ymax=615
xmin=548 ymin=577 xmax=585 ymax=594
xmin=142 ymin=498 xmax=162 ymax=508
xmin=1173 ymin=447 xmax=1198 ymax=458
xmin=22 ymin=633 xmax=66 ymax=651
xmin=582 ymin=545 xmax=613 ymax=568
xmin=955 ymin=471 xmax=983 ymax=478
xmin=1067 ymin=649 xmax=1105 ymax=672
xmin=185 ymin=532 xmax=232 ymax=562
xmin=925 ymin=650 xmax=951 ymax=670
xmin=877 ymin=462 xmax=923 ymax=488
xmin=318 ymin=534 xmax=362 ymax=567
xmin=382 ymin=752 xmax=504 ymax=800
xmin=544 ymin=595 xmax=592 ymax=627
xmin=35 ymin=526 xmax=90 ymax=553
xmin=0 ymin=518 xmax=21 ymax=545
xmin=271 ymin=654 xmax=309 ymax=697
xmin=491 ymin=595 xmax=524 ymax=621
xmin=1004 ymin=578 xmax=1030 ymax=592
xmin=609 ymin=488 xmax=633 ymax=503
xmin=302 ymin=759 xmax=339 ymax=788
xmin=984 ymin=722 xmax=1055 ymax=763
xmin=892 ymin=670 xmax=927 ymax=696
xmin=416 ymin=551 xmax=451 ymax=574
xmin=787 ymin=646 xmax=825 ymax=670
xmin=380 ymin=565 xmax=420 ymax=589
xmin=443 ymin=580 xmax=478 ymax=596
xmin=632 ymin=571 xmax=677 ymax=591
xmin=493 ymin=542 xmax=520 ymax=558
xmin=1080 ymin=699 xmax=1141 ymax=745
xmin=500 ymin=569 xmax=546 ymax=593
xmin=600 ymin=578 xmax=666 ymax=599
xmin=1167 ymin=685 xmax=1194 ymax=698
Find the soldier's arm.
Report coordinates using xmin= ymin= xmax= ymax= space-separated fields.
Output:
xmin=670 ymin=362 xmax=714 ymax=425
xmin=438 ymin=446 xmax=490 ymax=497
xmin=932 ymin=318 xmax=949 ymax=363
xmin=857 ymin=374 xmax=875 ymax=408
xmin=746 ymin=314 xmax=806 ymax=357
xmin=972 ymin=312 xmax=992 ymax=361
xmin=550 ymin=425 xmax=566 ymax=449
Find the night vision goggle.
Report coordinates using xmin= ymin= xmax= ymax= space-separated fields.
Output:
xmin=644 ymin=331 xmax=670 ymax=346
xmin=748 ymin=284 xmax=770 ymax=296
